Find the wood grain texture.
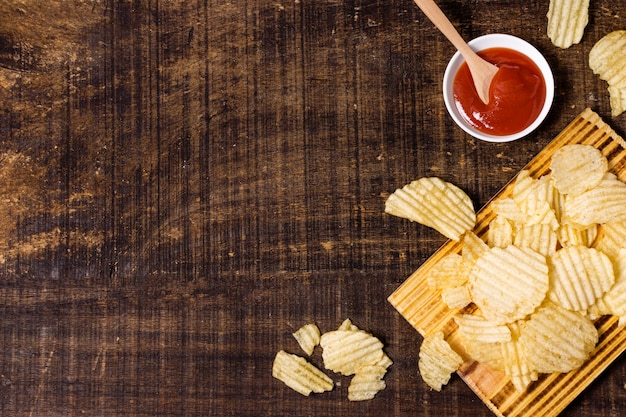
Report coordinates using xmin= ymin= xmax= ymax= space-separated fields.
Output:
xmin=0 ymin=1 xmax=624 ymax=416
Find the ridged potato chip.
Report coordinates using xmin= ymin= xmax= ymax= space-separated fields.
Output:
xmin=441 ymin=285 xmax=472 ymax=309
xmin=272 ymin=350 xmax=334 ymax=396
xmin=590 ymin=248 xmax=626 ymax=324
xmin=292 ymin=323 xmax=321 ymax=356
xmin=418 ymin=331 xmax=464 ymax=391
xmin=320 ymin=330 xmax=384 ymax=376
xmin=519 ymin=304 xmax=598 ymax=373
xmin=595 ymin=221 xmax=626 ymax=260
xmin=347 ymin=365 xmax=388 ymax=401
xmin=501 ymin=322 xmax=539 ymax=392
xmin=385 ymin=177 xmax=476 ymax=241
xmin=488 ymin=216 xmax=514 ymax=248
xmin=550 ymin=144 xmax=608 ymax=196
xmin=564 ymin=173 xmax=626 ymax=226
xmin=590 ymin=30 xmax=626 ymax=116
xmin=547 ymin=0 xmax=589 ymax=48
xmin=513 ymin=224 xmax=558 ymax=257
xmin=426 ymin=253 xmax=468 ymax=289
xmin=461 ymin=231 xmax=489 ymax=268
xmin=469 ymin=245 xmax=549 ymax=325
xmin=557 ymin=223 xmax=597 ymax=248
xmin=548 ymin=246 xmax=615 ymax=311
xmin=454 ymin=313 xmax=511 ymax=344
xmin=337 ymin=318 xmax=360 ymax=332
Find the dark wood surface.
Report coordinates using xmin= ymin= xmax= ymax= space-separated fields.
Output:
xmin=0 ymin=1 xmax=625 ymax=416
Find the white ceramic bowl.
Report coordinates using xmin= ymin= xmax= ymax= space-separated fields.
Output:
xmin=443 ymin=33 xmax=554 ymax=142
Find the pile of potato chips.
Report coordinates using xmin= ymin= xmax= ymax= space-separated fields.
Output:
xmin=272 ymin=319 xmax=392 ymax=400
xmin=546 ymin=0 xmax=626 ymax=116
xmin=386 ymin=144 xmax=626 ymax=392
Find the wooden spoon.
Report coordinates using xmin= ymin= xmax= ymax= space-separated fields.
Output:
xmin=413 ymin=0 xmax=499 ymax=104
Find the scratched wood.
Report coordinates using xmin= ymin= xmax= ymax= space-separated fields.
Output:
xmin=0 ymin=1 xmax=625 ymax=416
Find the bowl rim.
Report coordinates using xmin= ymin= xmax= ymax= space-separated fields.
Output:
xmin=442 ymin=33 xmax=555 ymax=143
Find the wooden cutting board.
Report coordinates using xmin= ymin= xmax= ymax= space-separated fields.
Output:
xmin=388 ymin=108 xmax=626 ymax=417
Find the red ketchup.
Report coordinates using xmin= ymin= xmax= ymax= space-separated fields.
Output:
xmin=453 ymin=48 xmax=546 ymax=136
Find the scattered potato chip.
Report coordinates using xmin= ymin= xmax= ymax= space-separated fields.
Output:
xmin=514 ymin=224 xmax=558 ymax=256
xmin=462 ymin=339 xmax=505 ymax=372
xmin=564 ymin=173 xmax=626 ymax=226
xmin=469 ymin=245 xmax=549 ymax=325
xmin=454 ymin=313 xmax=511 ymax=344
xmin=441 ymin=285 xmax=472 ymax=309
xmin=272 ymin=350 xmax=334 ymax=396
xmin=595 ymin=221 xmax=626 ymax=260
xmin=548 ymin=246 xmax=615 ymax=311
xmin=461 ymin=231 xmax=489 ymax=268
xmin=547 ymin=0 xmax=589 ymax=48
xmin=590 ymin=248 xmax=626 ymax=324
xmin=385 ymin=177 xmax=476 ymax=241
xmin=418 ymin=331 xmax=464 ymax=391
xmin=557 ymin=223 xmax=597 ymax=248
xmin=320 ymin=330 xmax=385 ymax=376
xmin=519 ymin=304 xmax=598 ymax=373
xmin=491 ymin=197 xmax=527 ymax=223
xmin=426 ymin=253 xmax=469 ymax=289
xmin=550 ymin=144 xmax=608 ymax=196
xmin=292 ymin=323 xmax=321 ymax=356
xmin=337 ymin=318 xmax=360 ymax=332
xmin=488 ymin=215 xmax=514 ymax=248
xmin=590 ymin=30 xmax=626 ymax=117
xmin=347 ymin=365 xmax=388 ymax=401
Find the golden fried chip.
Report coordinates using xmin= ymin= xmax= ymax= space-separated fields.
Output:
xmin=500 ymin=322 xmax=539 ymax=392
xmin=292 ymin=323 xmax=321 ymax=356
xmin=547 ymin=0 xmax=589 ymax=48
xmin=337 ymin=318 xmax=360 ymax=332
xmin=320 ymin=330 xmax=384 ymax=376
xmin=595 ymin=221 xmax=626 ymax=260
xmin=441 ymin=285 xmax=472 ymax=309
xmin=272 ymin=350 xmax=334 ymax=396
xmin=550 ymin=144 xmax=608 ymax=196
xmin=590 ymin=30 xmax=626 ymax=117
xmin=564 ymin=173 xmax=626 ymax=226
xmin=557 ymin=223 xmax=597 ymax=248
xmin=461 ymin=231 xmax=489 ymax=268
xmin=426 ymin=253 xmax=469 ymax=289
xmin=347 ymin=365 xmax=388 ymax=401
xmin=591 ymin=248 xmax=626 ymax=324
xmin=488 ymin=215 xmax=514 ymax=248
xmin=491 ymin=197 xmax=527 ymax=223
xmin=514 ymin=223 xmax=558 ymax=256
xmin=385 ymin=177 xmax=476 ymax=241
xmin=469 ymin=245 xmax=549 ymax=325
xmin=418 ymin=331 xmax=464 ymax=391
xmin=462 ymin=339 xmax=505 ymax=372
xmin=519 ymin=304 xmax=598 ymax=373
xmin=454 ymin=313 xmax=512 ymax=344
xmin=548 ymin=246 xmax=615 ymax=311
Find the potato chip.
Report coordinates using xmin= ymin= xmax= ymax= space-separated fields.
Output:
xmin=557 ymin=223 xmax=597 ymax=248
xmin=462 ymin=339 xmax=505 ymax=372
xmin=548 ymin=246 xmax=615 ymax=311
xmin=347 ymin=365 xmax=388 ymax=401
xmin=590 ymin=248 xmax=626 ymax=323
xmin=272 ymin=350 xmax=334 ymax=396
xmin=550 ymin=144 xmax=608 ymax=196
xmin=590 ymin=30 xmax=626 ymax=117
xmin=469 ymin=245 xmax=549 ymax=325
xmin=426 ymin=253 xmax=468 ymax=289
xmin=500 ymin=322 xmax=538 ymax=392
xmin=491 ymin=197 xmax=527 ymax=223
xmin=292 ymin=323 xmax=321 ymax=356
xmin=320 ymin=330 xmax=384 ymax=376
xmin=547 ymin=0 xmax=589 ymax=48
xmin=564 ymin=173 xmax=626 ymax=226
xmin=454 ymin=313 xmax=511 ymax=344
xmin=595 ymin=220 xmax=626 ymax=260
xmin=337 ymin=318 xmax=360 ymax=332
xmin=385 ymin=177 xmax=476 ymax=241
xmin=488 ymin=215 xmax=514 ymax=248
xmin=514 ymin=223 xmax=558 ymax=256
xmin=519 ymin=304 xmax=598 ymax=373
xmin=441 ymin=285 xmax=472 ymax=309
xmin=418 ymin=331 xmax=464 ymax=391
xmin=461 ymin=231 xmax=489 ymax=268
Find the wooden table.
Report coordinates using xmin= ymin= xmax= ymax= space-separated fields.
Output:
xmin=0 ymin=1 xmax=625 ymax=416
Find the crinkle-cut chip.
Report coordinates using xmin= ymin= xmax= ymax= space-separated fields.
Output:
xmin=591 ymin=248 xmax=626 ymax=323
xmin=595 ymin=221 xmax=626 ymax=260
xmin=384 ymin=177 xmax=476 ymax=241
xmin=550 ymin=144 xmax=608 ymax=196
xmin=272 ymin=350 xmax=334 ymax=396
xmin=519 ymin=304 xmax=598 ymax=373
xmin=513 ymin=172 xmax=554 ymax=209
xmin=608 ymin=85 xmax=626 ymax=117
xmin=548 ymin=246 xmax=615 ymax=312
xmin=462 ymin=231 xmax=489 ymax=268
xmin=469 ymin=245 xmax=549 ymax=325
xmin=320 ymin=330 xmax=384 ymax=376
xmin=501 ymin=322 xmax=538 ymax=392
xmin=375 ymin=352 xmax=394 ymax=369
xmin=337 ymin=318 xmax=360 ymax=332
xmin=547 ymin=0 xmax=589 ymax=48
xmin=488 ymin=215 xmax=514 ymax=248
xmin=426 ymin=253 xmax=469 ymax=289
xmin=347 ymin=365 xmax=387 ymax=401
xmin=558 ymin=223 xmax=597 ymax=248
xmin=564 ymin=173 xmax=626 ymax=226
xmin=491 ymin=197 xmax=527 ymax=223
xmin=514 ymin=224 xmax=558 ymax=257
xmin=462 ymin=339 xmax=505 ymax=372
xmin=292 ymin=323 xmax=321 ymax=356
xmin=441 ymin=285 xmax=472 ymax=309
xmin=454 ymin=313 xmax=511 ymax=344
xmin=418 ymin=331 xmax=464 ymax=391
